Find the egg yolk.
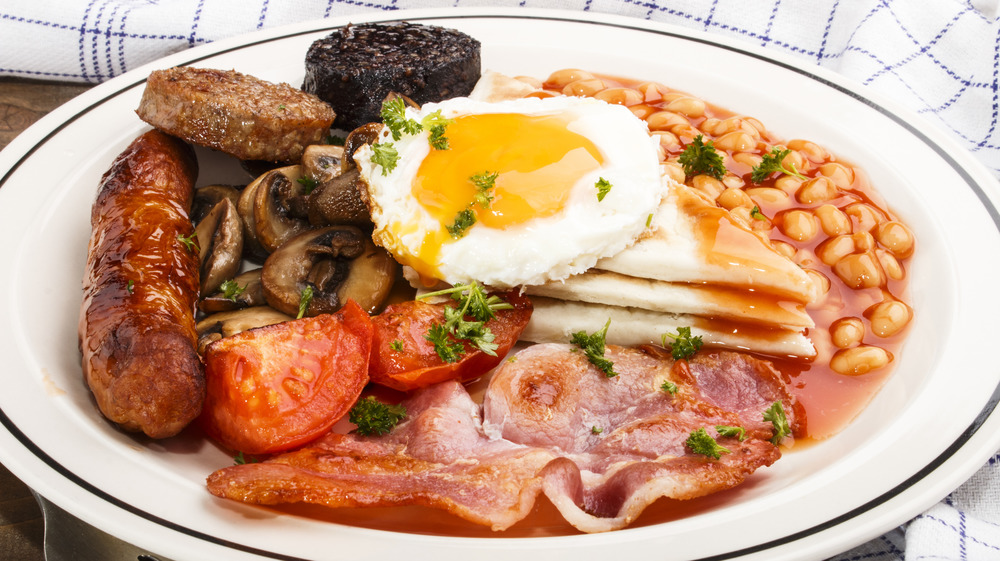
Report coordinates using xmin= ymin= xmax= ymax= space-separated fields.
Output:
xmin=412 ymin=112 xmax=605 ymax=229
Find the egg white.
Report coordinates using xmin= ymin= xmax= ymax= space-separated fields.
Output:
xmin=355 ymin=95 xmax=669 ymax=289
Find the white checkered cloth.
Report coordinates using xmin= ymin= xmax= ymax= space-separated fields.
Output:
xmin=2 ymin=1 xmax=999 ymax=560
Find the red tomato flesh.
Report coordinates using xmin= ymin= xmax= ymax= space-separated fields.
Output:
xmin=369 ymin=292 xmax=532 ymax=391
xmin=200 ymin=300 xmax=373 ymax=454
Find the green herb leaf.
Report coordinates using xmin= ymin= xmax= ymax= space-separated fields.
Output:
xmin=471 ymin=171 xmax=499 ymax=208
xmin=349 ymin=396 xmax=407 ymax=436
xmin=660 ymin=380 xmax=678 ymax=395
xmin=297 ymin=286 xmax=314 ymax=319
xmin=421 ymin=110 xmax=453 ymax=150
xmin=661 ymin=326 xmax=703 ymax=360
xmin=390 ymin=339 xmax=404 ymax=352
xmin=751 ymin=147 xmax=807 ymax=184
xmin=381 ymin=97 xmax=423 ymax=140
xmin=233 ymin=451 xmax=258 ymax=465
xmin=220 ymin=279 xmax=246 ymax=302
xmin=571 ymin=319 xmax=618 ymax=377
xmin=595 ymin=177 xmax=613 ymax=201
xmin=126 ymin=279 xmax=134 ymax=294
xmin=446 ymin=208 xmax=477 ymax=238
xmin=686 ymin=427 xmax=731 ymax=459
xmin=715 ymin=425 xmax=748 ymax=441
xmin=750 ymin=205 xmax=767 ymax=220
xmin=371 ymin=142 xmax=400 ymax=176
xmin=297 ymin=175 xmax=319 ymax=194
xmin=424 ymin=322 xmax=465 ymax=363
xmin=763 ymin=401 xmax=792 ymax=445
xmin=177 ymin=232 xmax=199 ymax=253
xmin=591 ymin=426 xmax=603 ymax=435
xmin=327 ymin=134 xmax=346 ymax=146
xmin=678 ymin=135 xmax=726 ymax=180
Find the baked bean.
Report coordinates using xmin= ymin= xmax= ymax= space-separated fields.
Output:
xmin=665 ymin=96 xmax=706 ymax=117
xmin=726 ymin=117 xmax=762 ymax=139
xmin=699 ymin=117 xmax=724 ymax=136
xmin=805 ymin=269 xmax=831 ymax=297
xmin=733 ymin=152 xmax=763 ymax=169
xmin=852 ymin=231 xmax=875 ymax=252
xmin=819 ymin=162 xmax=856 ymax=188
xmin=833 ymin=251 xmax=885 ymax=289
xmin=796 ymin=176 xmax=839 ymax=204
xmin=845 ymin=203 xmax=884 ymax=232
xmin=743 ymin=117 xmax=767 ymax=137
xmin=771 ymin=239 xmax=797 ymax=260
xmin=876 ymin=248 xmax=906 ymax=281
xmin=831 ymin=345 xmax=891 ymax=375
xmin=670 ymin=123 xmax=701 ymax=140
xmin=630 ymin=104 xmax=657 ymax=120
xmin=780 ymin=209 xmax=819 ymax=242
xmin=814 ymin=204 xmax=852 ymax=236
xmin=774 ymin=175 xmax=804 ymax=193
xmin=874 ymin=220 xmax=915 ymax=258
xmin=867 ymin=300 xmax=912 ymax=338
xmin=746 ymin=187 xmax=789 ymax=205
xmin=718 ymin=188 xmax=752 ymax=210
xmin=545 ymin=68 xmax=594 ymax=88
xmin=663 ymin=161 xmax=685 ymax=184
xmin=692 ymin=174 xmax=725 ymax=199
xmin=816 ymin=234 xmax=856 ymax=266
xmin=646 ymin=110 xmax=689 ymax=131
xmin=653 ymin=131 xmax=682 ymax=152
xmin=563 ymin=79 xmax=607 ymax=97
xmin=714 ymin=131 xmax=756 ymax=152
xmin=781 ymin=149 xmax=809 ymax=175
xmin=732 ymin=206 xmax=772 ymax=232
xmin=830 ymin=317 xmax=865 ymax=348
xmin=722 ymin=174 xmax=745 ymax=189
xmin=787 ymin=138 xmax=829 ymax=162
xmin=637 ymin=82 xmax=669 ymax=102
xmin=595 ymin=87 xmax=644 ymax=106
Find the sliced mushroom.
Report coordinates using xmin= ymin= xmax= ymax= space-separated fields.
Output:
xmin=250 ymin=165 xmax=313 ymax=253
xmin=192 ymin=184 xmax=242 ymax=225
xmin=301 ymin=144 xmax=346 ymax=184
xmin=261 ymin=225 xmax=397 ymax=317
xmin=195 ymin=198 xmax=244 ymax=295
xmin=236 ymin=176 xmax=270 ymax=263
xmin=196 ymin=306 xmax=293 ymax=355
xmin=199 ymin=268 xmax=267 ymax=314
xmin=341 ymin=122 xmax=383 ymax=172
xmin=306 ymin=168 xmax=372 ymax=227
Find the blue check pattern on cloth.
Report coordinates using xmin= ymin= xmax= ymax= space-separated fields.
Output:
xmin=2 ymin=1 xmax=999 ymax=559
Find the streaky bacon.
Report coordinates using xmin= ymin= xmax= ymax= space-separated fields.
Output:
xmin=207 ymin=345 xmax=801 ymax=533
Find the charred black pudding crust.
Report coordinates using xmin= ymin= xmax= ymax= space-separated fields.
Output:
xmin=302 ymin=22 xmax=481 ymax=131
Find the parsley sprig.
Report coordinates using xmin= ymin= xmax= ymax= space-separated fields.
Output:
xmin=686 ymin=427 xmax=730 ymax=459
xmin=751 ymin=147 xmax=807 ymax=184
xmin=571 ymin=319 xmax=618 ymax=377
xmin=678 ymin=135 xmax=726 ymax=180
xmin=380 ymin=98 xmax=453 ymax=149
xmin=763 ymin=401 xmax=792 ymax=445
xmin=595 ymin=177 xmax=613 ymax=201
xmin=661 ymin=326 xmax=703 ymax=360
xmin=349 ymin=396 xmax=407 ymax=436
xmin=418 ymin=282 xmax=512 ymax=363
xmin=219 ymin=279 xmax=246 ymax=302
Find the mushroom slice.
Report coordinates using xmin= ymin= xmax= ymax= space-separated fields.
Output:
xmin=341 ymin=123 xmax=383 ymax=172
xmin=195 ymin=198 xmax=244 ymax=295
xmin=192 ymin=184 xmax=242 ymax=225
xmin=261 ymin=225 xmax=397 ymax=317
xmin=251 ymin=165 xmax=313 ymax=253
xmin=199 ymin=268 xmax=267 ymax=314
xmin=306 ymin=168 xmax=372 ymax=227
xmin=301 ymin=144 xmax=346 ymax=184
xmin=196 ymin=306 xmax=293 ymax=355
xmin=236 ymin=175 xmax=270 ymax=263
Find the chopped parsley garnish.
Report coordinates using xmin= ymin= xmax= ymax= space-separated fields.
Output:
xmin=660 ymin=380 xmax=678 ymax=395
xmin=591 ymin=426 xmax=603 ymax=435
xmin=595 ymin=177 xmax=613 ymax=201
xmin=371 ymin=142 xmax=399 ymax=176
xmin=471 ymin=171 xmax=499 ymax=208
xmin=219 ymin=279 xmax=246 ymax=302
xmin=349 ymin=396 xmax=407 ymax=436
xmin=715 ymin=425 xmax=748 ymax=441
xmin=763 ymin=401 xmax=792 ymax=445
xmin=177 ymin=232 xmax=199 ymax=253
xmin=326 ymin=134 xmax=346 ymax=146
xmin=418 ymin=282 xmax=511 ymax=363
xmin=678 ymin=135 xmax=726 ymax=180
xmin=570 ymin=319 xmax=617 ymax=378
xmin=686 ymin=427 xmax=731 ymax=459
xmin=126 ymin=279 xmax=134 ymax=294
xmin=646 ymin=213 xmax=654 ymax=228
xmin=381 ymin=97 xmax=423 ymax=140
xmin=421 ymin=109 xmax=453 ymax=150
xmin=390 ymin=339 xmax=404 ymax=352
xmin=233 ymin=451 xmax=258 ymax=465
xmin=751 ymin=147 xmax=807 ymax=184
xmin=661 ymin=326 xmax=703 ymax=360
xmin=446 ymin=208 xmax=477 ymax=238
xmin=297 ymin=286 xmax=314 ymax=319
xmin=297 ymin=175 xmax=319 ymax=194
xmin=750 ymin=205 xmax=767 ymax=220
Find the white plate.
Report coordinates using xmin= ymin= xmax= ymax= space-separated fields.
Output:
xmin=2 ymin=8 xmax=1000 ymax=561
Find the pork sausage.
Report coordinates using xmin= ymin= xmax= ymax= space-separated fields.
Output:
xmin=79 ymin=129 xmax=204 ymax=438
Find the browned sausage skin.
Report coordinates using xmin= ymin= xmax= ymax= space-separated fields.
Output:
xmin=78 ymin=129 xmax=204 ymax=438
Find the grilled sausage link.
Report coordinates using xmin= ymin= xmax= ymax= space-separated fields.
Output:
xmin=79 ymin=129 xmax=204 ymax=438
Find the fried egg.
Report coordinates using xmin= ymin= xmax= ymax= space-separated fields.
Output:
xmin=354 ymin=95 xmax=668 ymax=289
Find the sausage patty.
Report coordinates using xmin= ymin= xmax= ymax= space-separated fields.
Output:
xmin=136 ymin=67 xmax=336 ymax=163
xmin=79 ymin=129 xmax=205 ymax=439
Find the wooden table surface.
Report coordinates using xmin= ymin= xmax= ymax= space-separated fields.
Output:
xmin=0 ymin=76 xmax=95 ymax=561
